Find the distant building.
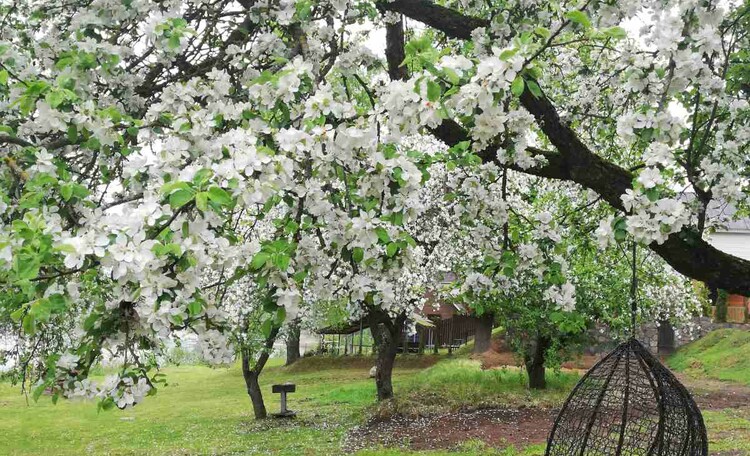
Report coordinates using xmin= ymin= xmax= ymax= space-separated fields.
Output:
xmin=706 ymin=203 xmax=750 ymax=322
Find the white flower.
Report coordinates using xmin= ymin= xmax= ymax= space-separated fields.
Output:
xmin=276 ymin=288 xmax=301 ymax=317
xmin=0 ymin=244 xmax=11 ymax=264
xmin=544 ymin=283 xmax=576 ymax=312
xmin=536 ymin=211 xmax=552 ymax=225
xmin=56 ymin=353 xmax=79 ymax=371
xmin=594 ymin=217 xmax=614 ymax=249
xmin=637 ymin=167 xmax=663 ymax=189
xmin=620 ymin=189 xmax=639 ymax=211
xmin=644 ymin=143 xmax=672 ymax=167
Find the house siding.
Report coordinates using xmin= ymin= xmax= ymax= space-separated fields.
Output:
xmin=707 ymin=231 xmax=750 ymax=321
xmin=709 ymin=232 xmax=750 ymax=261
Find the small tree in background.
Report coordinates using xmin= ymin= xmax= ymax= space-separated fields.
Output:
xmin=715 ymin=289 xmax=729 ymax=323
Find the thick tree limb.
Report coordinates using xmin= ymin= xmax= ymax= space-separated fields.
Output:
xmin=385 ymin=18 xmax=409 ymax=81
xmin=381 ymin=0 xmax=750 ymax=295
xmin=382 ymin=0 xmax=489 ymax=40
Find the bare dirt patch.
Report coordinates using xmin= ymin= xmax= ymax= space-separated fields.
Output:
xmin=344 ymin=407 xmax=556 ymax=452
xmin=343 ymin=370 xmax=750 ymax=453
xmin=678 ymin=375 xmax=750 ymax=410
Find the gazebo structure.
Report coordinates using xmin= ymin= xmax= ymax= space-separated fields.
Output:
xmin=316 ymin=300 xmax=480 ymax=355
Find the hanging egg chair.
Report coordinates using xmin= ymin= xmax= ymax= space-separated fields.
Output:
xmin=545 ymin=337 xmax=708 ymax=456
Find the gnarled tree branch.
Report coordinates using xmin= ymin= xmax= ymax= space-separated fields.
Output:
xmin=380 ymin=0 xmax=750 ymax=295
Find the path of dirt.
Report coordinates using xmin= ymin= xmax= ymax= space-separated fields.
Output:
xmin=344 ymin=407 xmax=556 ymax=452
xmin=679 ymin=374 xmax=750 ymax=410
xmin=346 ymin=351 xmax=750 ymax=453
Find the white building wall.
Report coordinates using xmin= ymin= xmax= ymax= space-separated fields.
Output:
xmin=708 ymin=232 xmax=750 ymax=261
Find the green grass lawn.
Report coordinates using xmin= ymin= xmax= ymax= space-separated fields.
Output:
xmin=0 ymin=357 xmax=375 ymax=456
xmin=668 ymin=328 xmax=750 ymax=384
xmin=0 ymin=355 xmax=571 ymax=456
xmin=3 ymin=332 xmax=750 ymax=455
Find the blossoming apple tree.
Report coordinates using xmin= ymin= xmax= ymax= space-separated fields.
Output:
xmin=0 ymin=0 xmax=748 ymax=411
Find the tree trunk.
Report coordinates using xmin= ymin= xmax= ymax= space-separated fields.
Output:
xmin=657 ymin=319 xmax=676 ymax=356
xmin=368 ymin=310 xmax=406 ymax=401
xmin=473 ymin=312 xmax=494 ymax=354
xmin=241 ymin=326 xmax=280 ymax=419
xmin=524 ymin=335 xmax=550 ymax=390
xmin=242 ymin=352 xmax=268 ymax=419
xmin=285 ymin=319 xmax=301 ymax=366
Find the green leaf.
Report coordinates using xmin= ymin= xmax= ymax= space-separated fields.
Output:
xmin=195 ymin=192 xmax=208 ymax=212
xmin=352 ymin=247 xmax=364 ymax=263
xmin=29 ymin=298 xmax=53 ymax=322
xmin=386 ymin=243 xmax=399 ymax=257
xmin=645 ymin=187 xmax=660 ymax=202
xmin=83 ymin=313 xmax=99 ymax=331
xmin=167 ymin=34 xmax=181 ymax=49
xmin=293 ymin=270 xmax=308 ymax=283
xmin=45 ymin=89 xmax=66 ymax=108
xmin=168 ymin=188 xmax=194 ymax=209
xmin=32 ymin=383 xmax=46 ymax=402
xmin=295 ymin=0 xmax=313 ymax=19
xmin=273 ymin=253 xmax=291 ymax=272
xmin=526 ymin=80 xmax=543 ymax=98
xmin=22 ymin=313 xmax=36 ymax=335
xmin=612 ymin=216 xmax=627 ymax=231
xmin=0 ymin=69 xmax=8 ymax=85
xmin=261 ymin=318 xmax=273 ymax=338
xmin=71 ymin=183 xmax=89 ymax=199
xmin=10 ymin=308 xmax=24 ymax=323
xmin=206 ymin=186 xmax=233 ymax=207
xmin=534 ymin=27 xmax=551 ymax=39
xmin=161 ymin=181 xmax=190 ymax=195
xmin=100 ymin=396 xmax=115 ymax=411
xmin=375 ymin=227 xmax=390 ymax=243
xmin=192 ymin=168 xmax=213 ymax=186
xmin=275 ymin=306 xmax=286 ymax=325
xmin=565 ymin=10 xmax=591 ymax=28
xmin=511 ymin=77 xmax=525 ymax=97
xmin=400 ymin=233 xmax=417 ymax=248
xmin=603 ymin=26 xmax=627 ymax=40
xmin=426 ymin=80 xmax=441 ymax=102
xmin=443 ymin=67 xmax=460 ymax=85
xmin=67 ymin=125 xmax=77 ymax=143
xmin=250 ymin=251 xmax=269 ymax=270
xmin=15 ymin=255 xmax=40 ymax=280
xmin=499 ymin=48 xmax=518 ymax=61
xmin=61 ymin=185 xmax=73 ymax=201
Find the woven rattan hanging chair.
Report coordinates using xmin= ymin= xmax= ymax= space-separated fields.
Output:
xmin=545 ymin=337 xmax=708 ymax=456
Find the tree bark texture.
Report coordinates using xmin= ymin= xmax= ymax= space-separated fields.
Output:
xmin=241 ymin=326 xmax=280 ymax=419
xmin=524 ymin=334 xmax=551 ymax=390
xmin=368 ymin=309 xmax=407 ymax=400
xmin=285 ymin=318 xmax=301 ymax=366
xmin=473 ymin=312 xmax=495 ymax=354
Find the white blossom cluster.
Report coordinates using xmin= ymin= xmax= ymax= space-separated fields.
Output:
xmin=0 ymin=0 xmax=747 ymax=408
